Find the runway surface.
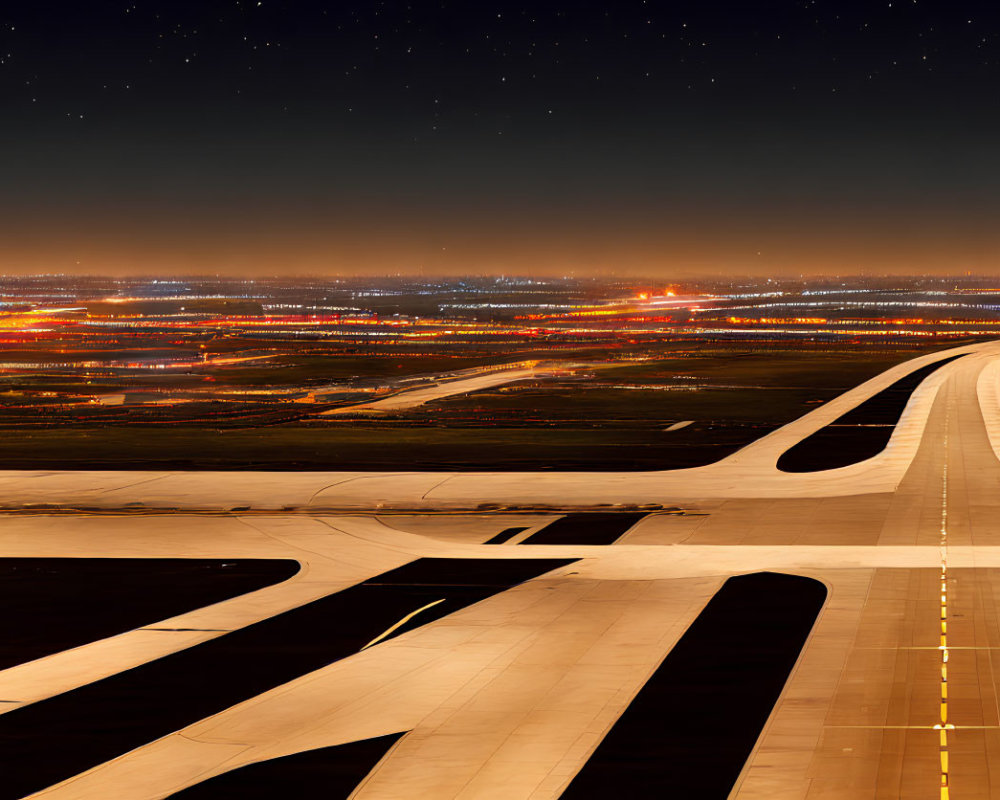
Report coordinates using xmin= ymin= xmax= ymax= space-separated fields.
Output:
xmin=4 ymin=340 xmax=1000 ymax=797
xmin=318 ymin=365 xmax=541 ymax=415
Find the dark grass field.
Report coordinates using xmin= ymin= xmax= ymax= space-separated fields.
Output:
xmin=0 ymin=558 xmax=573 ymax=800
xmin=561 ymin=572 xmax=827 ymax=798
xmin=0 ymin=342 xmax=965 ymax=471
xmin=776 ymin=352 xmax=966 ymax=472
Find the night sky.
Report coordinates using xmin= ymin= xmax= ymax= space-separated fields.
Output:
xmin=3 ymin=1 xmax=1000 ymax=277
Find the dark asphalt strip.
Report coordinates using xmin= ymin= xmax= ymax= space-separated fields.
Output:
xmin=561 ymin=572 xmax=827 ymax=799
xmin=777 ymin=353 xmax=966 ymax=472
xmin=0 ymin=557 xmax=575 ymax=800
xmin=165 ymin=733 xmax=407 ymax=799
xmin=483 ymin=526 xmax=528 ymax=544
xmin=519 ymin=512 xmax=648 ymax=545
xmin=0 ymin=558 xmax=300 ymax=671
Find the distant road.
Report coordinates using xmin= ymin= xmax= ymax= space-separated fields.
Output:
xmin=318 ymin=365 xmax=540 ymax=415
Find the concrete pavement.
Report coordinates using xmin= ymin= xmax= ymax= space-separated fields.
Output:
xmin=4 ymin=341 xmax=1000 ymax=797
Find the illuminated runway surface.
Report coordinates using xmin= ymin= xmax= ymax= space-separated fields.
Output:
xmin=4 ymin=342 xmax=1000 ymax=797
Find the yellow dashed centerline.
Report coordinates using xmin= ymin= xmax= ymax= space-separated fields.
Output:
xmin=937 ymin=412 xmax=951 ymax=800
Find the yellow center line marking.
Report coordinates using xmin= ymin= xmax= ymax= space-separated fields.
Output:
xmin=826 ymin=724 xmax=997 ymax=730
xmin=360 ymin=599 xmax=446 ymax=651
xmin=939 ymin=409 xmax=951 ymax=800
xmin=856 ymin=646 xmax=1000 ymax=650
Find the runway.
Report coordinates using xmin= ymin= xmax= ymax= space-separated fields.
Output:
xmin=4 ymin=341 xmax=1000 ymax=797
xmin=318 ymin=364 xmax=542 ymax=416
